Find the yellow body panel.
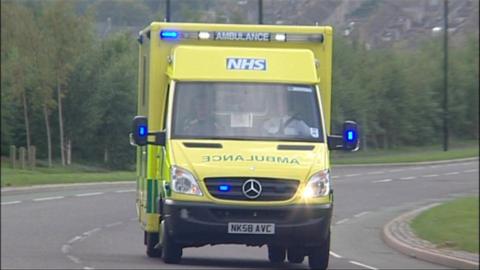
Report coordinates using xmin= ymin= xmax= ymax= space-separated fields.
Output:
xmin=168 ymin=139 xmax=330 ymax=206
xmin=171 ymin=46 xmax=318 ymax=83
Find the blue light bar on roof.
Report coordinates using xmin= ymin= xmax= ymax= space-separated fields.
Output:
xmin=160 ymin=30 xmax=180 ymax=40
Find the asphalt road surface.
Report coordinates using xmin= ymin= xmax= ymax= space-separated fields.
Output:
xmin=1 ymin=159 xmax=478 ymax=269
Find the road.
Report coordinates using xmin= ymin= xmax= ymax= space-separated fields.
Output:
xmin=1 ymin=160 xmax=478 ymax=269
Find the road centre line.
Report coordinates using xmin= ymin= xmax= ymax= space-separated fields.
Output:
xmin=444 ymin=171 xmax=459 ymax=175
xmin=400 ymin=176 xmax=416 ymax=180
xmin=61 ymin=244 xmax=71 ymax=254
xmin=422 ymin=174 xmax=438 ymax=178
xmin=345 ymin=174 xmax=361 ymax=177
xmin=329 ymin=251 xmax=342 ymax=258
xmin=68 ymin=236 xmax=83 ymax=244
xmin=75 ymin=192 xmax=103 ymax=197
xmin=335 ymin=218 xmax=349 ymax=225
xmin=349 ymin=260 xmax=378 ymax=270
xmin=114 ymin=189 xmax=135 ymax=193
xmin=367 ymin=171 xmax=384 ymax=175
xmin=388 ymin=169 xmax=404 ymax=172
xmin=1 ymin=201 xmax=22 ymax=205
xmin=33 ymin=196 xmax=64 ymax=202
xmin=463 ymin=169 xmax=478 ymax=173
xmin=83 ymin=267 xmax=95 ymax=270
xmin=372 ymin=179 xmax=392 ymax=183
xmin=67 ymin=255 xmax=81 ymax=264
xmin=105 ymin=221 xmax=123 ymax=228
xmin=353 ymin=211 xmax=370 ymax=218
xmin=83 ymin=228 xmax=101 ymax=236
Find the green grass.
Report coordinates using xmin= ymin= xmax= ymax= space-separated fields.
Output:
xmin=332 ymin=140 xmax=479 ymax=164
xmin=1 ymin=161 xmax=135 ymax=187
xmin=411 ymin=196 xmax=479 ymax=253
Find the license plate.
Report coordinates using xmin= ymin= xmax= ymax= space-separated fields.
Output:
xmin=228 ymin=222 xmax=275 ymax=234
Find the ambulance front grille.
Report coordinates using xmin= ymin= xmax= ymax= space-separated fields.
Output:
xmin=204 ymin=178 xmax=299 ymax=201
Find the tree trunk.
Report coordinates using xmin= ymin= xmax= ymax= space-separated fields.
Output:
xmin=67 ymin=139 xmax=72 ymax=165
xmin=43 ymin=104 xmax=52 ymax=167
xmin=104 ymin=147 xmax=109 ymax=163
xmin=22 ymin=90 xmax=31 ymax=153
xmin=57 ymin=82 xmax=65 ymax=166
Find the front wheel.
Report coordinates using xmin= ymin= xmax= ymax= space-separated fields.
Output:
xmin=308 ymin=231 xmax=330 ymax=269
xmin=267 ymin=245 xmax=286 ymax=263
xmin=161 ymin=221 xmax=182 ymax=264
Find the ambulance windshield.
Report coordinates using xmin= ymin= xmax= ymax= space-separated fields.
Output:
xmin=172 ymin=82 xmax=324 ymax=142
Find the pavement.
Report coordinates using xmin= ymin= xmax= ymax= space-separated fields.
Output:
xmin=383 ymin=202 xmax=480 ymax=270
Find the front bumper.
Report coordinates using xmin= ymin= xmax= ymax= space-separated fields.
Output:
xmin=163 ymin=200 xmax=332 ymax=248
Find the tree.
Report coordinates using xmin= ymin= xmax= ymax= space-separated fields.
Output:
xmin=42 ymin=1 xmax=90 ymax=166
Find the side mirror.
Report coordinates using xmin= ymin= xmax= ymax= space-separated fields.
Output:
xmin=130 ymin=116 xmax=148 ymax=146
xmin=328 ymin=120 xmax=360 ymax=151
xmin=129 ymin=116 xmax=167 ymax=147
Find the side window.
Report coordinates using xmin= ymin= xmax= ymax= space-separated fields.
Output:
xmin=142 ymin=55 xmax=147 ymax=106
xmin=162 ymin=84 xmax=170 ymax=130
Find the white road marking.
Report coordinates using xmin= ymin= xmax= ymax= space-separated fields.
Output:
xmin=83 ymin=228 xmax=101 ymax=236
xmin=105 ymin=221 xmax=123 ymax=228
xmin=367 ymin=171 xmax=384 ymax=175
xmin=354 ymin=211 xmax=370 ymax=218
xmin=114 ymin=189 xmax=135 ymax=193
xmin=75 ymin=192 xmax=103 ymax=197
xmin=372 ymin=178 xmax=392 ymax=183
xmin=67 ymin=255 xmax=81 ymax=264
xmin=444 ymin=172 xmax=459 ymax=175
xmin=400 ymin=176 xmax=416 ymax=180
xmin=388 ymin=169 xmax=404 ymax=172
xmin=345 ymin=174 xmax=361 ymax=177
xmin=61 ymin=245 xmax=71 ymax=254
xmin=329 ymin=251 xmax=342 ymax=258
xmin=429 ymin=165 xmax=440 ymax=168
xmin=422 ymin=174 xmax=438 ymax=178
xmin=349 ymin=260 xmax=378 ymax=270
xmin=335 ymin=218 xmax=349 ymax=225
xmin=33 ymin=196 xmax=64 ymax=202
xmin=411 ymin=166 xmax=425 ymax=170
xmin=331 ymin=176 xmax=339 ymax=179
xmin=83 ymin=267 xmax=95 ymax=270
xmin=68 ymin=236 xmax=83 ymax=244
xmin=1 ymin=201 xmax=22 ymax=205
xmin=463 ymin=169 xmax=478 ymax=173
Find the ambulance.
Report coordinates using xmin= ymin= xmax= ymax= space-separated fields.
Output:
xmin=130 ymin=22 xmax=359 ymax=269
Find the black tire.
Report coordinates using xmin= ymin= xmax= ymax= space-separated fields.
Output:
xmin=145 ymin=232 xmax=162 ymax=258
xmin=161 ymin=221 xmax=182 ymax=264
xmin=287 ymin=248 xmax=305 ymax=263
xmin=308 ymin=232 xmax=330 ymax=270
xmin=268 ymin=245 xmax=286 ymax=263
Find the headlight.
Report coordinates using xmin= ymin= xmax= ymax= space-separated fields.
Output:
xmin=171 ymin=166 xmax=203 ymax=196
xmin=303 ymin=169 xmax=330 ymax=198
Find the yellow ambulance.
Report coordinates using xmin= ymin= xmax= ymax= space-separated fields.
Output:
xmin=130 ymin=22 xmax=359 ymax=269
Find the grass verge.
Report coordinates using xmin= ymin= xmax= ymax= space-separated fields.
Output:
xmin=1 ymin=162 xmax=135 ymax=188
xmin=411 ymin=196 xmax=479 ymax=253
xmin=332 ymin=140 xmax=479 ymax=164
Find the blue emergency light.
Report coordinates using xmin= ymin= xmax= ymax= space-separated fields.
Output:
xmin=160 ymin=30 xmax=180 ymax=40
xmin=218 ymin=184 xmax=231 ymax=192
xmin=346 ymin=130 xmax=355 ymax=142
xmin=138 ymin=125 xmax=147 ymax=137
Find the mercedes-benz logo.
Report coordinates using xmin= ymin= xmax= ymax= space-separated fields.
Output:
xmin=242 ymin=179 xmax=262 ymax=199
